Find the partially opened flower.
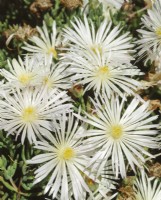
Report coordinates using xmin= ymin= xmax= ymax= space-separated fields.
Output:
xmin=63 ymin=16 xmax=134 ymax=65
xmin=65 ymin=51 xmax=142 ymax=97
xmin=137 ymin=0 xmax=161 ymax=61
xmin=98 ymin=0 xmax=124 ymax=19
xmin=84 ymin=161 xmax=118 ymax=200
xmin=27 ymin=112 xmax=93 ymax=200
xmin=0 ymin=56 xmax=39 ymax=88
xmin=22 ymin=21 xmax=61 ymax=59
xmin=75 ymin=94 xmax=159 ymax=178
xmin=134 ymin=171 xmax=161 ymax=200
xmin=101 ymin=0 xmax=124 ymax=9
xmin=0 ymin=87 xmax=72 ymax=144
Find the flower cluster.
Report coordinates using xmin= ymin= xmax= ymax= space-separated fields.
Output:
xmin=0 ymin=0 xmax=161 ymax=199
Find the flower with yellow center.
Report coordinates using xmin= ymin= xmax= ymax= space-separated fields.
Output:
xmin=66 ymin=50 xmax=142 ymax=97
xmin=43 ymin=76 xmax=53 ymax=88
xmin=109 ymin=124 xmax=123 ymax=140
xmin=57 ymin=146 xmax=75 ymax=160
xmin=22 ymin=106 xmax=38 ymax=123
xmin=91 ymin=45 xmax=102 ymax=55
xmin=63 ymin=16 xmax=134 ymax=65
xmin=75 ymin=94 xmax=159 ymax=178
xmin=0 ymin=56 xmax=38 ymax=88
xmin=27 ymin=113 xmax=93 ymax=200
xmin=0 ymin=87 xmax=72 ymax=144
xmin=137 ymin=0 xmax=161 ymax=61
xmin=18 ymin=73 xmax=34 ymax=85
xmin=38 ymin=62 xmax=71 ymax=90
xmin=47 ymin=47 xmax=58 ymax=59
xmin=155 ymin=27 xmax=161 ymax=38
xmin=22 ymin=21 xmax=61 ymax=59
xmin=96 ymin=66 xmax=110 ymax=80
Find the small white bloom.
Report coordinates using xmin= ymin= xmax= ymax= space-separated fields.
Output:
xmin=75 ymin=94 xmax=159 ymax=178
xmin=0 ymin=87 xmax=72 ymax=144
xmin=65 ymin=51 xmax=143 ymax=97
xmin=134 ymin=171 xmax=161 ymax=200
xmin=137 ymin=0 xmax=161 ymax=61
xmin=22 ymin=21 xmax=61 ymax=59
xmin=63 ymin=16 xmax=134 ymax=65
xmin=0 ymin=56 xmax=39 ymax=88
xmin=27 ymin=113 xmax=93 ymax=200
xmin=38 ymin=61 xmax=71 ymax=90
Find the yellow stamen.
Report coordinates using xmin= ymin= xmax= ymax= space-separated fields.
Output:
xmin=96 ymin=66 xmax=110 ymax=80
xmin=58 ymin=147 xmax=75 ymax=160
xmin=155 ymin=27 xmax=161 ymax=37
xmin=110 ymin=125 xmax=123 ymax=139
xmin=48 ymin=47 xmax=57 ymax=59
xmin=22 ymin=106 xmax=37 ymax=122
xmin=18 ymin=73 xmax=33 ymax=85
xmin=91 ymin=45 xmax=102 ymax=54
xmin=43 ymin=76 xmax=52 ymax=88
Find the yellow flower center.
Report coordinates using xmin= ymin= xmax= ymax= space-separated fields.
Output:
xmin=110 ymin=125 xmax=123 ymax=139
xmin=22 ymin=106 xmax=38 ymax=123
xmin=84 ymin=174 xmax=99 ymax=191
xmin=18 ymin=73 xmax=33 ymax=85
xmin=43 ymin=76 xmax=52 ymax=88
xmin=96 ymin=66 xmax=110 ymax=80
xmin=48 ymin=47 xmax=57 ymax=59
xmin=155 ymin=27 xmax=161 ymax=38
xmin=58 ymin=147 xmax=75 ymax=160
xmin=91 ymin=45 xmax=102 ymax=54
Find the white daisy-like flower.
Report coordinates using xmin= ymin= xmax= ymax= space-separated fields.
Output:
xmin=134 ymin=171 xmax=161 ymax=200
xmin=0 ymin=56 xmax=39 ymax=88
xmin=22 ymin=21 xmax=61 ymax=59
xmin=75 ymin=94 xmax=159 ymax=178
xmin=0 ymin=87 xmax=72 ymax=144
xmin=63 ymin=16 xmax=134 ymax=65
xmin=27 ymin=112 xmax=94 ymax=200
xmin=137 ymin=0 xmax=161 ymax=61
xmin=65 ymin=51 xmax=143 ymax=97
xmin=38 ymin=61 xmax=71 ymax=90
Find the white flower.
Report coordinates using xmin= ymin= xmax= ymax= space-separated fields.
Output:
xmin=38 ymin=61 xmax=71 ymax=90
xmin=63 ymin=16 xmax=134 ymax=65
xmin=0 ymin=87 xmax=72 ymax=144
xmin=22 ymin=21 xmax=61 ymax=59
xmin=75 ymin=94 xmax=159 ymax=178
xmin=134 ymin=171 xmax=161 ymax=200
xmin=0 ymin=56 xmax=39 ymax=88
xmin=137 ymin=0 xmax=161 ymax=61
xmin=27 ymin=113 xmax=94 ymax=200
xmin=65 ymin=51 xmax=143 ymax=97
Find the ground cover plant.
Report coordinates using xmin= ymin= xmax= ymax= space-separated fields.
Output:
xmin=0 ymin=0 xmax=161 ymax=199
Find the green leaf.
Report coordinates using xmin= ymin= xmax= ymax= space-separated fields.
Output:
xmin=4 ymin=161 xmax=17 ymax=180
